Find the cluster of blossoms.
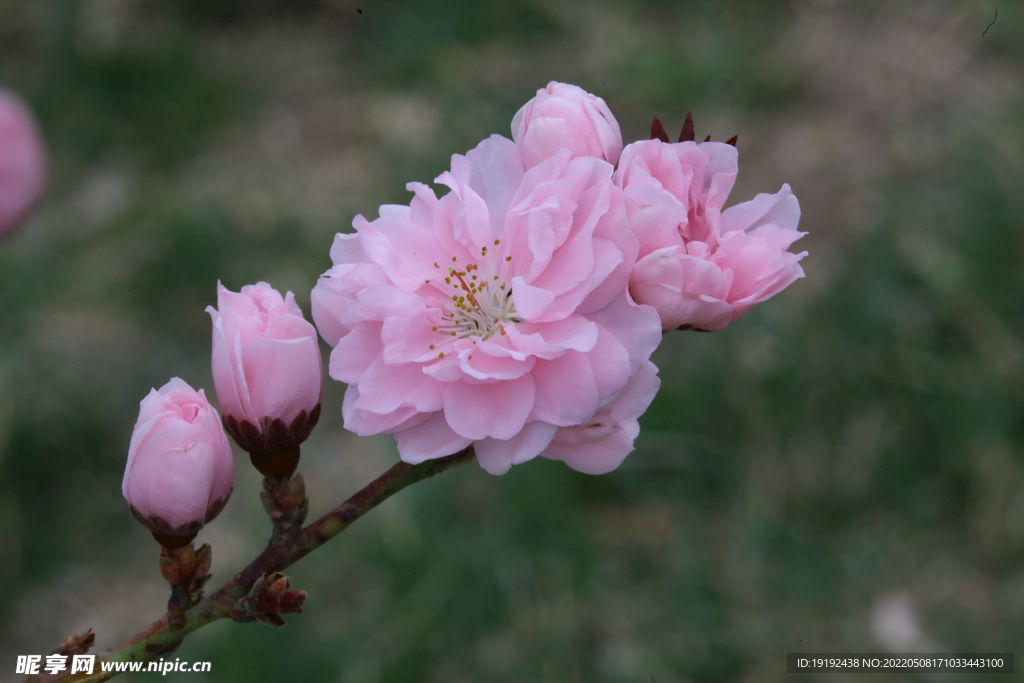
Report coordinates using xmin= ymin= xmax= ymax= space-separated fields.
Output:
xmin=311 ymin=81 xmax=807 ymax=476
xmin=116 ymin=80 xmax=806 ymax=553
xmin=3 ymin=80 xmax=808 ymax=660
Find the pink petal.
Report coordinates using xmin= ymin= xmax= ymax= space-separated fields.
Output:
xmin=139 ymin=441 xmax=220 ymax=529
xmin=242 ymin=336 xmax=323 ymax=423
xmin=395 ymin=411 xmax=473 ymax=464
xmin=353 ymin=355 xmax=443 ymax=414
xmin=475 ymin=421 xmax=559 ymax=475
xmin=342 ymin=385 xmax=429 ymax=436
xmin=442 ymin=374 xmax=535 ymax=440
xmin=719 ymin=183 xmax=800 ymax=234
xmin=330 ymin=323 xmax=383 ymax=384
xmin=529 ymin=351 xmax=600 ymax=426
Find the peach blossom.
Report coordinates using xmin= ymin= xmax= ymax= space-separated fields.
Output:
xmin=313 ymin=135 xmax=661 ymax=475
xmin=122 ymin=378 xmax=233 ymax=538
xmin=512 ymin=81 xmax=622 ymax=169
xmin=207 ymin=282 xmax=323 ymax=431
xmin=616 ymin=139 xmax=806 ymax=331
xmin=0 ymin=89 xmax=46 ymax=238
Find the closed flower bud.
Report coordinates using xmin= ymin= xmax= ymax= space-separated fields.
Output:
xmin=122 ymin=378 xmax=234 ymax=547
xmin=512 ymin=81 xmax=622 ymax=169
xmin=0 ymin=89 xmax=47 ymax=239
xmin=207 ymin=282 xmax=322 ymax=474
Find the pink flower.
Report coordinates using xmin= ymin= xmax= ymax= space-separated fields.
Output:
xmin=122 ymin=378 xmax=234 ymax=544
xmin=0 ymin=89 xmax=46 ymax=238
xmin=543 ymin=361 xmax=660 ymax=474
xmin=207 ymin=282 xmax=323 ymax=455
xmin=512 ymin=81 xmax=622 ymax=170
xmin=312 ymin=135 xmax=662 ymax=475
xmin=615 ymin=139 xmax=807 ymax=331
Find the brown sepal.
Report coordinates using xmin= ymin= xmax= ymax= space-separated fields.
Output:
xmin=678 ymin=111 xmax=695 ymax=142
xmin=725 ymin=134 xmax=738 ymax=146
xmin=131 ymin=506 xmax=199 ymax=549
xmin=250 ymin=448 xmax=300 ymax=482
xmin=675 ymin=324 xmax=715 ymax=332
xmin=223 ymin=403 xmax=322 ymax=460
xmin=130 ymin=489 xmax=232 ymax=549
xmin=650 ymin=116 xmax=670 ymax=143
xmin=703 ymin=135 xmax=711 ymax=142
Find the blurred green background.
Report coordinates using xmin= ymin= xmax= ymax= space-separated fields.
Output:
xmin=1 ymin=0 xmax=1022 ymax=681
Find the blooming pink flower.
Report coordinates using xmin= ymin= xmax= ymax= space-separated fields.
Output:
xmin=512 ymin=81 xmax=622 ymax=170
xmin=615 ymin=139 xmax=807 ymax=331
xmin=0 ymin=89 xmax=46 ymax=238
xmin=543 ymin=361 xmax=660 ymax=474
xmin=122 ymin=378 xmax=234 ymax=543
xmin=207 ymin=282 xmax=323 ymax=455
xmin=312 ymin=135 xmax=662 ymax=475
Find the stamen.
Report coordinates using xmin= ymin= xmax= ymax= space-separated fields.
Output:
xmin=429 ymin=249 xmax=522 ymax=346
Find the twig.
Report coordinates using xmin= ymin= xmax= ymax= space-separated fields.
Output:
xmin=42 ymin=446 xmax=476 ymax=682
xmin=982 ymin=8 xmax=997 ymax=38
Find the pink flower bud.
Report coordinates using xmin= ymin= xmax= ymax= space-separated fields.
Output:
xmin=207 ymin=282 xmax=323 ymax=457
xmin=512 ymin=81 xmax=622 ymax=169
xmin=122 ymin=378 xmax=234 ymax=546
xmin=0 ymin=89 xmax=47 ymax=238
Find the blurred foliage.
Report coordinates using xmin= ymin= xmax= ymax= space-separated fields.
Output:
xmin=1 ymin=0 xmax=1023 ymax=682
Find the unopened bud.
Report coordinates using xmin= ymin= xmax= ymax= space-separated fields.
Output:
xmin=207 ymin=282 xmax=323 ymax=468
xmin=123 ymin=379 xmax=234 ymax=547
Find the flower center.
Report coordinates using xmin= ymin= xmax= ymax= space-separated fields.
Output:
xmin=426 ymin=243 xmax=520 ymax=356
xmin=441 ymin=264 xmax=520 ymax=340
